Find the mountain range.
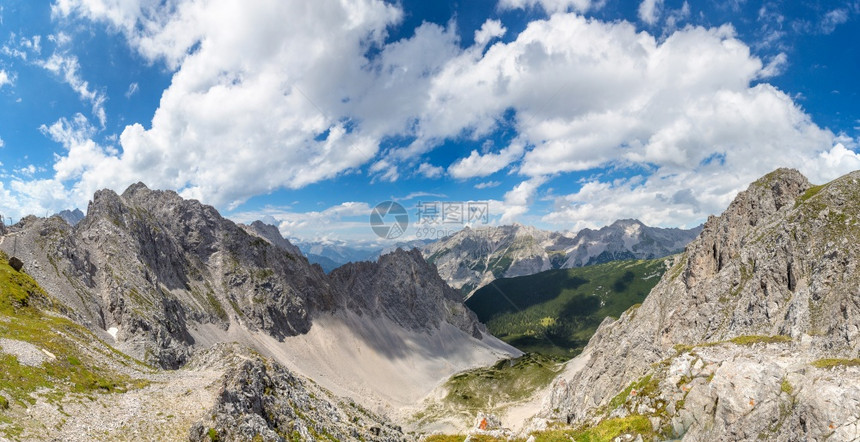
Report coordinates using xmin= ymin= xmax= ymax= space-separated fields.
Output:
xmin=2 ymin=168 xmax=860 ymax=441
xmin=423 ymin=219 xmax=701 ymax=295
xmin=298 ymin=219 xmax=700 ymax=297
xmin=0 ymin=183 xmax=515 ymax=439
xmin=293 ymin=220 xmax=698 ymax=291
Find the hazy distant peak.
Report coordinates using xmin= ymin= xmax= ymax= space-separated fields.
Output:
xmin=55 ymin=208 xmax=85 ymax=226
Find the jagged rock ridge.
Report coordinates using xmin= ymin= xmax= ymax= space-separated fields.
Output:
xmin=0 ymin=183 xmax=489 ymax=369
xmin=0 ymin=182 xmax=515 ymax=439
xmin=543 ymin=168 xmax=860 ymax=441
xmin=240 ymin=220 xmax=304 ymax=258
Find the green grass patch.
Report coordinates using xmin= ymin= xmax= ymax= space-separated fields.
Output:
xmin=728 ymin=335 xmax=792 ymax=346
xmin=443 ymin=353 xmax=563 ymax=411
xmin=489 ymin=255 xmax=514 ymax=279
xmin=467 ymin=259 xmax=667 ymax=358
xmin=605 ymin=374 xmax=658 ymax=411
xmin=0 ymin=257 xmax=145 ymax=410
xmin=797 ymin=184 xmax=825 ymax=204
xmin=811 ymin=358 xmax=860 ymax=369
xmin=673 ymin=335 xmax=791 ymax=355
xmin=206 ymin=291 xmax=228 ymax=321
xmin=531 ymin=415 xmax=653 ymax=442
xmin=781 ymin=379 xmax=794 ymax=395
xmin=667 ymin=253 xmax=687 ymax=281
xmin=253 ymin=268 xmax=274 ymax=280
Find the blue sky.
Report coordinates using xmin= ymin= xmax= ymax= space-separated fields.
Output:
xmin=0 ymin=0 xmax=858 ymax=246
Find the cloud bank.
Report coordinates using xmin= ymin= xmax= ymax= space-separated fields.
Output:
xmin=2 ymin=0 xmax=857 ymax=238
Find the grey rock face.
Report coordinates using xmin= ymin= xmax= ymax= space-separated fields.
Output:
xmin=329 ymin=248 xmax=485 ymax=338
xmin=421 ymin=221 xmax=700 ymax=296
xmin=543 ymin=168 xmax=860 ymax=440
xmin=422 ymin=224 xmax=561 ymax=295
xmin=189 ymin=350 xmax=406 ymax=442
xmin=1 ymin=183 xmax=332 ymax=367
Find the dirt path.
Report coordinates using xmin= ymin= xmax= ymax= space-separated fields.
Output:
xmin=9 ymin=367 xmax=222 ymax=441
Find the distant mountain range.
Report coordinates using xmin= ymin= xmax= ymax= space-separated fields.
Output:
xmin=296 ymin=220 xmax=699 ymax=293
xmin=295 ymin=239 xmax=431 ymax=272
xmin=423 ymin=219 xmax=702 ymax=295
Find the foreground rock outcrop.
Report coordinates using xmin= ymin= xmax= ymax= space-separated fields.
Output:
xmin=189 ymin=346 xmax=406 ymax=442
xmin=544 ymin=169 xmax=860 ymax=440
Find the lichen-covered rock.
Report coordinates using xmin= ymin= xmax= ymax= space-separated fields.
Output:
xmin=7 ymin=256 xmax=23 ymax=272
xmin=544 ymin=168 xmax=860 ymax=440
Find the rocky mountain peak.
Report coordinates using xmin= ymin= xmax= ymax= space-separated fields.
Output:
xmin=120 ymin=181 xmax=151 ymax=198
xmin=83 ymin=188 xmax=124 ymax=224
xmin=55 ymin=208 xmax=85 ymax=226
xmin=241 ymin=220 xmax=303 ymax=258
xmin=330 ymin=247 xmax=485 ymax=337
xmin=683 ymin=167 xmax=810 ymax=289
xmin=610 ymin=218 xmax=644 ymax=228
xmin=5 ymin=182 xmax=497 ymax=369
xmin=717 ymin=167 xmax=809 ymax=229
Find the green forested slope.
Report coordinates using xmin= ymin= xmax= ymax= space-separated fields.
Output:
xmin=467 ymin=258 xmax=668 ymax=358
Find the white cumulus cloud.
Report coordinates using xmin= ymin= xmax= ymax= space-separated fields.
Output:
xmin=52 ymin=0 xmax=402 ymax=209
xmin=448 ymin=141 xmax=524 ymax=179
xmin=19 ymin=1 xmax=859 ymax=233
xmin=474 ymin=19 xmax=506 ymax=47
xmin=416 ymin=163 xmax=444 ymax=179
